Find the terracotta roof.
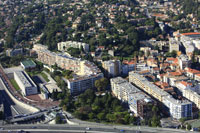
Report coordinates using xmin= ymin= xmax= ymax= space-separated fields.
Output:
xmin=168 ymin=71 xmax=182 ymax=76
xmin=179 ymin=81 xmax=192 ymax=87
xmin=185 ymin=68 xmax=200 ymax=74
xmin=153 ymin=67 xmax=160 ymax=71
xmin=181 ymin=32 xmax=200 ymax=36
xmin=196 ymin=74 xmax=200 ymax=77
xmin=123 ymin=60 xmax=136 ymax=65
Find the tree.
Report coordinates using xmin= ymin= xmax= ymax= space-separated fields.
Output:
xmin=88 ymin=112 xmax=95 ymax=120
xmin=97 ymin=112 xmax=105 ymax=121
xmin=187 ymin=124 xmax=192 ymax=131
xmin=151 ymin=115 xmax=160 ymax=127
xmin=62 ymin=105 xmax=67 ymax=111
xmin=95 ymin=78 xmax=109 ymax=91
xmin=55 ymin=115 xmax=62 ymax=124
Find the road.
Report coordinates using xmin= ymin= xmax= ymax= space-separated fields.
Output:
xmin=0 ymin=124 xmax=193 ymax=133
xmin=0 ymin=77 xmax=32 ymax=118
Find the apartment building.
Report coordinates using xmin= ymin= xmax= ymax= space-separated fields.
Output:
xmin=102 ymin=60 xmax=121 ymax=77
xmin=178 ymin=54 xmax=191 ymax=70
xmin=67 ymin=73 xmax=103 ymax=95
xmin=57 ymin=41 xmax=89 ymax=52
xmin=195 ymin=74 xmax=200 ymax=81
xmin=14 ymin=71 xmax=38 ymax=96
xmin=121 ymin=60 xmax=135 ymax=75
xmin=33 ymin=44 xmax=104 ymax=95
xmin=163 ymin=95 xmax=192 ymax=119
xmin=184 ymin=67 xmax=200 ymax=79
xmin=110 ymin=77 xmax=141 ymax=102
xmin=6 ymin=48 xmax=23 ymax=57
xmin=169 ymin=38 xmax=180 ymax=52
xmin=129 ymin=72 xmax=192 ymax=119
xmin=110 ymin=77 xmax=153 ymax=118
xmin=129 ymin=71 xmax=169 ymax=102
xmin=184 ymin=89 xmax=200 ymax=109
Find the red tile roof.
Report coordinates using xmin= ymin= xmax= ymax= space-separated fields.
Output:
xmin=181 ymin=32 xmax=200 ymax=36
xmin=179 ymin=81 xmax=192 ymax=87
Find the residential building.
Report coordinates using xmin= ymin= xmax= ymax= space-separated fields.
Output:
xmin=181 ymin=32 xmax=200 ymax=39
xmin=178 ymin=54 xmax=191 ymax=70
xmin=136 ymin=63 xmax=151 ymax=72
xmin=195 ymin=74 xmax=200 ymax=81
xmin=110 ymin=77 xmax=154 ymax=119
xmin=169 ymin=38 xmax=180 ymax=52
xmin=129 ymin=72 xmax=169 ymax=102
xmin=183 ymin=89 xmax=200 ymax=109
xmin=185 ymin=67 xmax=200 ymax=79
xmin=33 ymin=44 xmax=104 ymax=95
xmin=122 ymin=60 xmax=136 ymax=75
xmin=57 ymin=41 xmax=89 ymax=52
xmin=129 ymin=72 xmax=192 ymax=119
xmin=102 ymin=60 xmax=121 ymax=77
xmin=110 ymin=77 xmax=141 ymax=102
xmin=163 ymin=95 xmax=192 ymax=119
xmin=136 ymin=98 xmax=155 ymax=119
xmin=14 ymin=71 xmax=38 ymax=96
xmin=66 ymin=73 xmax=103 ymax=95
xmin=6 ymin=48 xmax=23 ymax=57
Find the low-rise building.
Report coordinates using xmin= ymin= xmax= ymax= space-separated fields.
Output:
xmin=14 ymin=71 xmax=38 ymax=96
xmin=185 ymin=68 xmax=200 ymax=79
xmin=20 ymin=60 xmax=36 ymax=69
xmin=6 ymin=48 xmax=23 ymax=57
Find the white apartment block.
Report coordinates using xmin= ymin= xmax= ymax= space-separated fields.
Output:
xmin=14 ymin=71 xmax=38 ymax=96
xmin=110 ymin=77 xmax=141 ymax=102
xmin=33 ymin=44 xmax=104 ymax=95
xmin=163 ymin=95 xmax=192 ymax=119
xmin=57 ymin=41 xmax=89 ymax=52
xmin=129 ymin=71 xmax=169 ymax=102
xmin=183 ymin=89 xmax=200 ymax=109
xmin=33 ymin=44 xmax=100 ymax=75
xmin=67 ymin=73 xmax=103 ymax=95
xmin=110 ymin=77 xmax=151 ymax=116
xmin=102 ymin=60 xmax=121 ymax=77
xmin=129 ymin=71 xmax=192 ymax=119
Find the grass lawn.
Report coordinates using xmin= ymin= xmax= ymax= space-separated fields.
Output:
xmin=10 ymin=79 xmax=21 ymax=91
xmin=40 ymin=72 xmax=50 ymax=82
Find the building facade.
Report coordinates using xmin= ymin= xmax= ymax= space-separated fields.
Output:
xmin=162 ymin=95 xmax=192 ymax=119
xmin=129 ymin=71 xmax=192 ymax=119
xmin=102 ymin=60 xmax=121 ymax=77
xmin=14 ymin=71 xmax=38 ymax=96
xmin=57 ymin=41 xmax=89 ymax=52
xmin=67 ymin=73 xmax=103 ymax=95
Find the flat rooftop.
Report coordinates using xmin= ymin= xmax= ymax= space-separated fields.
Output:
xmin=21 ymin=60 xmax=36 ymax=67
